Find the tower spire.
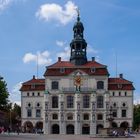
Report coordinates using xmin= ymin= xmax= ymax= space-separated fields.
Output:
xmin=69 ymin=12 xmax=87 ymax=65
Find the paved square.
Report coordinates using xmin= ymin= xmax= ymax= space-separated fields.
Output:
xmin=0 ymin=134 xmax=139 ymax=140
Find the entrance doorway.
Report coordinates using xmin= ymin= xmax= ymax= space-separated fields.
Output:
xmin=82 ymin=124 xmax=90 ymax=134
xmin=52 ymin=124 xmax=59 ymax=134
xmin=66 ymin=124 xmax=74 ymax=134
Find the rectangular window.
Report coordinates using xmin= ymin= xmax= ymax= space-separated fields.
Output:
xmin=52 ymin=96 xmax=58 ymax=108
xmin=36 ymin=109 xmax=41 ymax=117
xmin=97 ymin=96 xmax=104 ymax=108
xmin=51 ymin=81 xmax=59 ymax=90
xmin=122 ymin=109 xmax=126 ymax=117
xmin=112 ymin=111 xmax=117 ymax=117
xmin=83 ymin=96 xmax=90 ymax=108
xmin=27 ymin=109 xmax=32 ymax=117
xmin=67 ymin=96 xmax=74 ymax=108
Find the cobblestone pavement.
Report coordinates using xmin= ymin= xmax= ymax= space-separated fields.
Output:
xmin=0 ymin=133 xmax=138 ymax=140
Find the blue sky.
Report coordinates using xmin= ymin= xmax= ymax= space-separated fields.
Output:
xmin=0 ymin=0 xmax=140 ymax=105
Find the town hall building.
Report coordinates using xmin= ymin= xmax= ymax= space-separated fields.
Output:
xmin=20 ymin=14 xmax=134 ymax=135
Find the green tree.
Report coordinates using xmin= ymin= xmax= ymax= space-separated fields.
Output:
xmin=0 ymin=76 xmax=9 ymax=110
xmin=133 ymin=104 xmax=140 ymax=130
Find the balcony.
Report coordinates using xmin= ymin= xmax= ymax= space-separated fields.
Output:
xmin=62 ymin=87 xmax=94 ymax=94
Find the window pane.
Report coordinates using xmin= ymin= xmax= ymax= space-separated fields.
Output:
xmin=97 ymin=81 xmax=104 ymax=89
xmin=122 ymin=110 xmax=126 ymax=117
xmin=97 ymin=96 xmax=104 ymax=108
xmin=83 ymin=95 xmax=90 ymax=108
xmin=67 ymin=96 xmax=74 ymax=108
xmin=36 ymin=109 xmax=41 ymax=117
xmin=52 ymin=96 xmax=58 ymax=108
xmin=52 ymin=81 xmax=59 ymax=90
xmin=27 ymin=109 xmax=32 ymax=117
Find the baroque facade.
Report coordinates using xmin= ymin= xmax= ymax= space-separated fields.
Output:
xmin=20 ymin=14 xmax=134 ymax=135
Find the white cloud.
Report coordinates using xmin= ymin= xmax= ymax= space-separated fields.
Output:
xmin=57 ymin=46 xmax=70 ymax=60
xmin=87 ymin=45 xmax=98 ymax=54
xmin=0 ymin=0 xmax=13 ymax=10
xmin=36 ymin=1 xmax=77 ymax=25
xmin=9 ymin=82 xmax=22 ymax=106
xmin=56 ymin=40 xmax=66 ymax=47
xmin=23 ymin=50 xmax=52 ymax=66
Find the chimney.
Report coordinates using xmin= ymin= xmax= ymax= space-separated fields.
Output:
xmin=33 ymin=75 xmax=36 ymax=79
xmin=119 ymin=73 xmax=123 ymax=79
xmin=92 ymin=57 xmax=95 ymax=61
xmin=58 ymin=57 xmax=61 ymax=62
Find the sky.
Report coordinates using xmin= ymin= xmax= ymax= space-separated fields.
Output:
xmin=0 ymin=0 xmax=140 ymax=105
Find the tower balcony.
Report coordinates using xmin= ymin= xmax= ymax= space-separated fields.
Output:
xmin=62 ymin=87 xmax=94 ymax=94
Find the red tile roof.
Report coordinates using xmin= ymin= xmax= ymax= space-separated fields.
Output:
xmin=108 ymin=78 xmax=135 ymax=90
xmin=48 ymin=60 xmax=106 ymax=68
xmin=20 ymin=76 xmax=45 ymax=91
xmin=44 ymin=60 xmax=109 ymax=76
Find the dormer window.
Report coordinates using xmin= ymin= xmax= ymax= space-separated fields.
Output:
xmin=60 ymin=68 xmax=65 ymax=73
xmin=31 ymin=84 xmax=35 ymax=89
xmin=118 ymin=84 xmax=122 ymax=89
xmin=91 ymin=67 xmax=95 ymax=73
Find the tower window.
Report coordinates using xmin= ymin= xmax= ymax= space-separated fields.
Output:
xmin=36 ymin=109 xmax=41 ymax=117
xmin=27 ymin=109 xmax=32 ymax=117
xmin=122 ymin=110 xmax=126 ymax=117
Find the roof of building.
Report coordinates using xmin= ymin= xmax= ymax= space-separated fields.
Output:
xmin=108 ymin=77 xmax=135 ymax=90
xmin=44 ymin=60 xmax=109 ymax=76
xmin=20 ymin=75 xmax=45 ymax=91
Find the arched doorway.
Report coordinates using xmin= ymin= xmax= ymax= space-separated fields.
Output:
xmin=52 ymin=124 xmax=59 ymax=134
xmin=112 ymin=122 xmax=118 ymax=128
xmin=120 ymin=121 xmax=129 ymax=129
xmin=82 ymin=124 xmax=90 ymax=134
xmin=66 ymin=124 xmax=74 ymax=134
xmin=23 ymin=121 xmax=33 ymax=133
xmin=36 ymin=122 xmax=43 ymax=133
xmin=96 ymin=124 xmax=103 ymax=134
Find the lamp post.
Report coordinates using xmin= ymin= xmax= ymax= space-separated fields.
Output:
xmin=108 ymin=106 xmax=114 ymax=130
xmin=9 ymin=109 xmax=12 ymax=132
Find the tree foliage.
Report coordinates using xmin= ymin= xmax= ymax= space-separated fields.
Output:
xmin=0 ymin=76 xmax=9 ymax=110
xmin=133 ymin=104 xmax=140 ymax=130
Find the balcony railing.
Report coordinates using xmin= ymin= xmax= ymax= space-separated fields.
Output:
xmin=62 ymin=87 xmax=94 ymax=93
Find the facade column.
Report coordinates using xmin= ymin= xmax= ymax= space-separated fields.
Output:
xmin=75 ymin=93 xmax=81 ymax=134
xmin=59 ymin=94 xmax=65 ymax=134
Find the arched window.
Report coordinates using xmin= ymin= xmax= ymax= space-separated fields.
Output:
xmin=83 ymin=95 xmax=90 ymax=108
xmin=67 ymin=96 xmax=74 ymax=108
xmin=51 ymin=81 xmax=59 ymax=90
xmin=97 ymin=81 xmax=104 ymax=89
xmin=52 ymin=96 xmax=58 ymax=108
xmin=97 ymin=96 xmax=104 ymax=108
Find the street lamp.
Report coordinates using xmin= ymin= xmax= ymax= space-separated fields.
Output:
xmin=9 ymin=109 xmax=12 ymax=131
xmin=108 ymin=106 xmax=114 ymax=129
